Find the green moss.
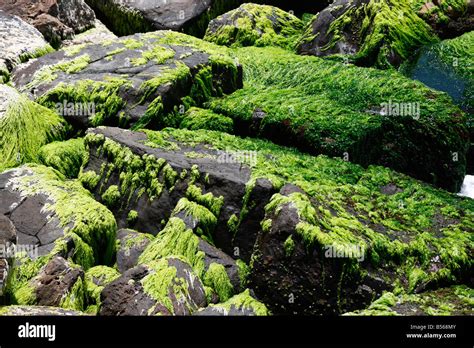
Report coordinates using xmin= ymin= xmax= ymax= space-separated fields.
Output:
xmin=19 ymin=45 xmax=55 ymax=62
xmin=25 ymin=54 xmax=91 ymax=90
xmin=39 ymin=138 xmax=86 ymax=178
xmin=206 ymin=289 xmax=270 ymax=315
xmin=283 ymin=235 xmax=295 ymax=257
xmin=204 ymin=4 xmax=304 ymax=49
xmin=79 ymin=170 xmax=101 ymax=191
xmin=203 ymin=262 xmax=234 ymax=302
xmin=59 ymin=274 xmax=85 ymax=311
xmin=84 ymin=266 xmax=120 ymax=314
xmin=172 ymin=198 xmax=218 ymax=241
xmin=0 ymin=86 xmax=67 ymax=172
xmin=186 ymin=184 xmax=224 ymax=217
xmin=236 ymin=259 xmax=250 ymax=288
xmin=180 ymin=107 xmax=234 ymax=132
xmin=127 ymin=210 xmax=139 ymax=225
xmin=131 ymin=45 xmax=175 ymax=66
xmin=412 ymin=0 xmax=469 ymax=25
xmin=101 ymin=185 xmax=121 ymax=208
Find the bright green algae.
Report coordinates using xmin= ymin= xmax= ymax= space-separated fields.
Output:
xmin=84 ymin=266 xmax=121 ymax=314
xmin=0 ymin=87 xmax=67 ymax=172
xmin=202 ymin=288 xmax=270 ymax=315
xmin=39 ymin=138 xmax=86 ymax=178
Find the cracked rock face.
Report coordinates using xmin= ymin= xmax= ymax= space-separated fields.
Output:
xmin=0 ymin=11 xmax=51 ymax=83
xmin=0 ymin=0 xmax=96 ymax=46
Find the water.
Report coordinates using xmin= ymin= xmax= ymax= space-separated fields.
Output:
xmin=459 ymin=175 xmax=474 ymax=199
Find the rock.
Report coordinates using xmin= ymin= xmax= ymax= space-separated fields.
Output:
xmin=0 ymin=305 xmax=84 ymax=316
xmin=0 ymin=165 xmax=116 ymax=265
xmin=0 ymin=84 xmax=67 ymax=173
xmin=0 ymin=10 xmax=53 ymax=84
xmin=85 ymin=0 xmax=245 ymax=37
xmin=14 ymin=256 xmax=85 ymax=311
xmin=296 ymin=0 xmax=437 ymax=68
xmin=204 ymin=4 xmax=304 ymax=48
xmin=248 ymin=181 xmax=473 ymax=315
xmin=345 ymin=285 xmax=474 ymax=316
xmin=81 ymin=127 xmax=273 ymax=262
xmin=194 ymin=289 xmax=269 ymax=315
xmin=209 ymin=46 xmax=470 ymax=192
xmin=116 ymin=229 xmax=153 ymax=273
xmin=0 ymin=0 xmax=96 ymax=47
xmin=12 ymin=30 xmax=242 ymax=130
xmin=84 ymin=265 xmax=120 ymax=314
xmin=100 ymin=257 xmax=207 ymax=316
xmin=39 ymin=138 xmax=86 ymax=179
xmin=415 ymin=0 xmax=474 ymax=38
xmin=138 ymin=216 xmax=246 ymax=302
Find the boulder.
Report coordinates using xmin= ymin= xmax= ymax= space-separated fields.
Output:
xmin=85 ymin=0 xmax=244 ymax=37
xmin=0 ymin=0 xmax=96 ymax=47
xmin=194 ymin=289 xmax=269 ymax=316
xmin=13 ymin=256 xmax=85 ymax=311
xmin=100 ymin=257 xmax=207 ymax=316
xmin=0 ymin=84 xmax=67 ymax=173
xmin=12 ymin=31 xmax=242 ymax=130
xmin=0 ymin=165 xmax=116 ymax=264
xmin=0 ymin=305 xmax=84 ymax=316
xmin=204 ymin=4 xmax=304 ymax=48
xmin=345 ymin=285 xmax=474 ymax=316
xmin=0 ymin=10 xmax=53 ymax=84
xmin=296 ymin=0 xmax=437 ymax=68
xmin=248 ymin=181 xmax=473 ymax=315
xmin=81 ymin=127 xmax=275 ymax=262
xmin=116 ymin=229 xmax=153 ymax=273
xmin=209 ymin=46 xmax=470 ymax=192
xmin=62 ymin=19 xmax=118 ymax=47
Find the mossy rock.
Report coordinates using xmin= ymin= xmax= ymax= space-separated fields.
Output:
xmin=84 ymin=0 xmax=244 ymax=37
xmin=0 ymin=164 xmax=117 ymax=265
xmin=81 ymin=126 xmax=473 ymax=315
xmin=100 ymin=257 xmax=207 ymax=316
xmin=208 ymin=46 xmax=469 ymax=192
xmin=249 ymin=179 xmax=473 ymax=315
xmin=12 ymin=30 xmax=242 ymax=131
xmin=116 ymin=229 xmax=154 ymax=273
xmin=204 ymin=3 xmax=304 ymax=49
xmin=345 ymin=285 xmax=474 ymax=315
xmin=297 ymin=0 xmax=438 ymax=68
xmin=0 ymin=10 xmax=54 ymax=84
xmin=195 ymin=289 xmax=270 ymax=315
xmin=0 ymin=85 xmax=67 ymax=173
xmin=413 ymin=0 xmax=473 ymax=38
